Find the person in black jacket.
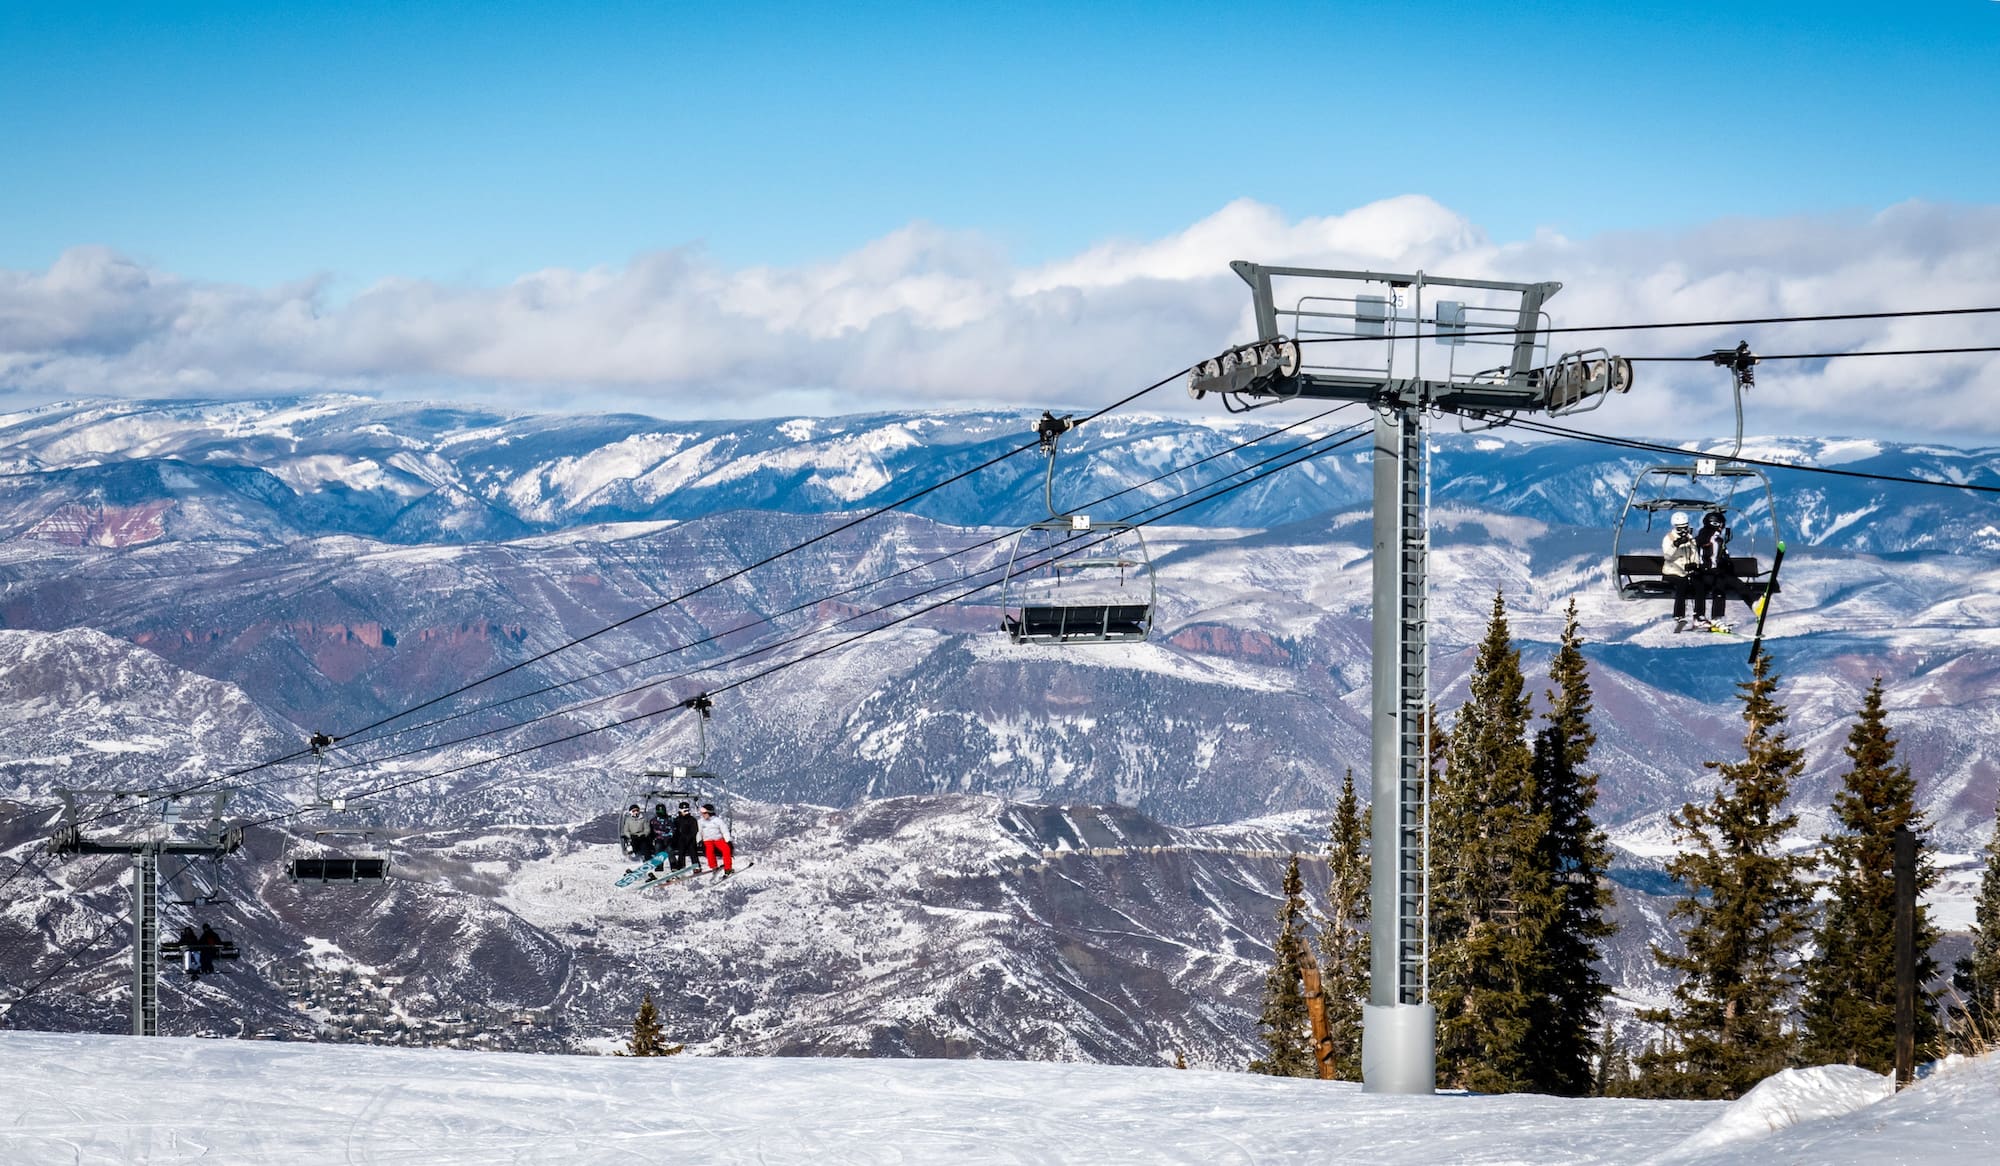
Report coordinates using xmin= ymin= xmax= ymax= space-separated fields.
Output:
xmin=1695 ymin=510 xmax=1735 ymax=628
xmin=670 ymin=801 xmax=700 ymax=872
xmin=196 ymin=924 xmax=223 ymax=976
xmin=647 ymin=805 xmax=673 ymax=864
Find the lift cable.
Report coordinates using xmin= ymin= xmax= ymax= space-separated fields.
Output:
xmin=19 ymin=403 xmax=1360 ymax=843
xmin=1626 ymin=345 xmax=2000 ymax=362
xmin=0 ymin=365 xmax=1199 ymax=837
xmin=257 ymin=411 xmax=1373 ymax=792
xmin=1500 ymin=415 xmax=2000 ymax=496
xmin=22 ymin=303 xmax=2000 ymax=835
xmin=1288 ymin=304 xmax=2000 ymax=350
xmin=78 ymin=411 xmax=1374 ymax=826
xmin=303 ymin=367 xmax=1189 ymax=747
xmin=0 ymin=856 xmax=129 ymax=1023
xmin=321 ymin=403 xmax=1357 ymax=758
xmin=229 ymin=425 xmax=1377 ymax=832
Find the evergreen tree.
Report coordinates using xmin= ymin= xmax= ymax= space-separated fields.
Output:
xmin=1636 ymin=654 xmax=1812 ymax=1099
xmin=626 ymin=993 xmax=682 ymax=1057
xmin=1592 ymin=1018 xmax=1633 ymax=1098
xmin=1430 ymin=591 xmax=1555 ymax=1093
xmin=1249 ymin=854 xmax=1316 ymax=1077
xmin=1525 ymin=601 xmax=1618 ymax=1096
xmin=1952 ymin=792 xmax=2000 ymax=1050
xmin=1317 ymin=768 xmax=1370 ymax=1080
xmin=1800 ymin=678 xmax=1941 ymax=1071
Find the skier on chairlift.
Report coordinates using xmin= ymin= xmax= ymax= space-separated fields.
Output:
xmin=647 ymin=804 xmax=674 ymax=861
xmin=670 ymin=801 xmax=700 ymax=872
xmin=1695 ymin=509 xmax=1735 ymax=631
xmin=1663 ymin=511 xmax=1701 ymax=633
xmin=620 ymin=804 xmax=650 ymax=860
xmin=698 ymin=804 xmax=733 ymax=876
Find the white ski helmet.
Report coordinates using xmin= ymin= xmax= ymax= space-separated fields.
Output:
xmin=1671 ymin=511 xmax=1691 ymax=528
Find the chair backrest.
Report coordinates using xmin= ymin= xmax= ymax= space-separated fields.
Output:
xmin=1013 ymin=604 xmax=1151 ymax=644
xmin=288 ymin=856 xmax=390 ymax=884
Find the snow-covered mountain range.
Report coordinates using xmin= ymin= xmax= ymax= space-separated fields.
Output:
xmin=3 ymin=395 xmax=1998 ymax=1061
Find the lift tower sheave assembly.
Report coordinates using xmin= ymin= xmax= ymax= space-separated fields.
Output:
xmin=1191 ymin=262 xmax=1633 ymax=1094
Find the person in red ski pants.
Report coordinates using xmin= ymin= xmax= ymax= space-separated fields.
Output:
xmin=697 ymin=804 xmax=733 ymax=875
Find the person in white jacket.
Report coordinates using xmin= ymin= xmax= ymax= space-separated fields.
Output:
xmin=1662 ymin=511 xmax=1700 ymax=633
xmin=697 ymin=803 xmax=734 ymax=876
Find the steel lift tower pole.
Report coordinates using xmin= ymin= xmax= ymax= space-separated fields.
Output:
xmin=1191 ymin=263 xmax=1632 ymax=1093
xmin=50 ymin=791 xmax=241 ymax=1036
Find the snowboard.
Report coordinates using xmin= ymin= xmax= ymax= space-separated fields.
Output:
xmin=615 ymin=853 xmax=699 ymax=888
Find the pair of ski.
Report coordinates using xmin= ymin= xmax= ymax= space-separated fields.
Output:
xmin=614 ymin=853 xmax=750 ymax=889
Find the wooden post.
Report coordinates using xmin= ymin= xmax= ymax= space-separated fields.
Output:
xmin=1893 ymin=823 xmax=1917 ymax=1089
xmin=1300 ymin=951 xmax=1335 ymax=1080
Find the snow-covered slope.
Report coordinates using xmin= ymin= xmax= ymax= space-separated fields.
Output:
xmin=1 ymin=1033 xmax=1993 ymax=1165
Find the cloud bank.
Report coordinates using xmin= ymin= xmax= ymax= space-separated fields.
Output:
xmin=3 ymin=196 xmax=1997 ymax=438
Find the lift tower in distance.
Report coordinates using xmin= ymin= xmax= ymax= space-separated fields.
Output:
xmin=49 ymin=790 xmax=243 ymax=1036
xmin=1190 ymin=263 xmax=1633 ymax=1093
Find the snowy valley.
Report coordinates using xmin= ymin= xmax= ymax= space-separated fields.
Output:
xmin=2 ymin=396 xmax=1999 ymax=1078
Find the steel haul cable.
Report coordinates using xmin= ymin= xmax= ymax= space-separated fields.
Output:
xmin=49 ymin=409 xmax=1374 ymax=831
xmin=231 ymin=423 xmax=1378 ymax=831
xmin=5 ymin=391 xmax=1342 ymax=842
xmin=0 ymin=365 xmax=1199 ymax=837
xmin=273 ymin=409 xmax=1372 ymax=793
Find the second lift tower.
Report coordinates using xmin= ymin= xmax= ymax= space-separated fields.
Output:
xmin=1190 ymin=263 xmax=1632 ymax=1094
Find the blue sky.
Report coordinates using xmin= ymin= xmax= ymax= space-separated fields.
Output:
xmin=1 ymin=2 xmax=1997 ymax=434
xmin=5 ymin=1 xmax=1995 ymax=287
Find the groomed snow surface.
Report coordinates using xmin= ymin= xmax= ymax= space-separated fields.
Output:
xmin=2 ymin=1035 xmax=1995 ymax=1164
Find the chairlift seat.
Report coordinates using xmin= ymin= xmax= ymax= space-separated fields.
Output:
xmin=288 ymin=856 xmax=390 ymax=884
xmin=1006 ymin=604 xmax=1151 ymax=644
xmin=1614 ymin=554 xmax=1778 ymax=600
xmin=160 ymin=939 xmax=235 ymax=957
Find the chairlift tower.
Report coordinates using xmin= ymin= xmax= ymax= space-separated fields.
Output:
xmin=49 ymin=790 xmax=243 ymax=1036
xmin=1191 ymin=263 xmax=1633 ymax=1093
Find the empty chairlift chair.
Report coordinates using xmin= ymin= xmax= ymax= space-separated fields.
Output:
xmin=287 ymin=735 xmax=391 ymax=885
xmin=1000 ymin=413 xmax=1157 ymax=646
xmin=286 ymin=840 xmax=390 ymax=884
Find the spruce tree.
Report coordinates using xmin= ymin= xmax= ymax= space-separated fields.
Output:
xmin=1249 ymin=854 xmax=1316 ymax=1077
xmin=1525 ymin=601 xmax=1618 ymax=1096
xmin=626 ymin=993 xmax=682 ymax=1057
xmin=1952 ymin=792 xmax=2000 ymax=1049
xmin=1636 ymin=654 xmax=1812 ymax=1099
xmin=1430 ymin=591 xmax=1554 ymax=1093
xmin=1592 ymin=1018 xmax=1632 ymax=1098
xmin=1800 ymin=678 xmax=1941 ymax=1071
xmin=1318 ymin=768 xmax=1370 ymax=1080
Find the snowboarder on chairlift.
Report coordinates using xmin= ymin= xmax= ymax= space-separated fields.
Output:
xmin=1662 ymin=511 xmax=1700 ymax=633
xmin=698 ymin=804 xmax=733 ymax=876
xmin=670 ymin=801 xmax=700 ymax=872
xmin=620 ymin=804 xmax=650 ymax=859
xmin=647 ymin=805 xmax=674 ymax=860
xmin=1695 ymin=509 xmax=1734 ymax=629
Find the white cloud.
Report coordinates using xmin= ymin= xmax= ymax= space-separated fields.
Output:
xmin=2 ymin=199 xmax=1997 ymax=438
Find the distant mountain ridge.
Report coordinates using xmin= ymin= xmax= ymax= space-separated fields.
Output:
xmin=5 ymin=396 xmax=1999 ymax=552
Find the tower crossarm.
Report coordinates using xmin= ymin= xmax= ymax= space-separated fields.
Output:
xmin=1188 ymin=263 xmax=1631 ymax=416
